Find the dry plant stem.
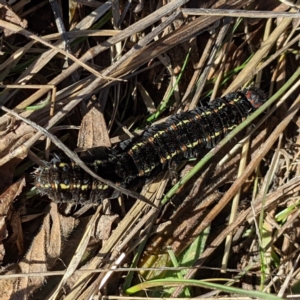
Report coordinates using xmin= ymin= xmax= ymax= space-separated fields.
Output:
xmin=20 ymin=0 xmax=48 ymax=16
xmin=275 ymin=208 xmax=300 ymax=245
xmin=221 ymin=134 xmax=250 ymax=272
xmin=46 ymin=88 xmax=57 ymax=160
xmin=181 ymin=38 xmax=214 ymax=109
xmin=111 ymin=0 xmax=122 ymax=56
xmin=0 ymin=2 xmax=113 ymax=109
xmin=284 ymin=17 xmax=300 ymax=46
xmin=225 ymin=16 xmax=294 ymax=94
xmin=49 ymin=0 xmax=68 ymax=53
xmin=48 ymin=205 xmax=102 ymax=300
xmin=171 ymin=92 xmax=300 ymax=297
xmin=0 ymin=41 xmax=35 ymax=79
xmin=255 ymin=135 xmax=283 ymax=205
xmin=106 ymin=9 xmax=182 ymax=131
xmin=85 ymin=1 xmax=250 ymax=81
xmin=106 ymin=297 xmax=248 ymax=300
xmin=63 ymin=204 xmax=158 ymax=299
xmin=234 ymin=31 xmax=300 ymax=97
xmin=105 ymin=10 xmax=183 ymax=75
xmin=263 ymin=268 xmax=285 ymax=294
xmin=0 ymin=84 xmax=55 ymax=90
xmin=211 ymin=31 xmax=231 ymax=99
xmin=111 ymin=13 xmax=223 ymax=77
xmin=159 ymin=55 xmax=180 ymax=105
xmin=172 ymin=175 xmax=300 ymax=297
xmin=99 ymin=179 xmax=168 ymax=294
xmin=278 ymin=253 xmax=300 ymax=297
xmin=0 ymin=266 xmax=214 ymax=279
xmin=42 ymin=30 xmax=121 ymax=39
xmin=0 ymin=3 xmax=191 ymax=139
xmin=115 ymin=184 xmax=165 ymax=253
xmin=189 ymin=33 xmax=220 ymax=108
xmin=249 ymin=18 xmax=275 ymax=266
xmin=27 ymin=9 xmax=178 ymax=143
xmin=79 ymin=178 xmax=168 ymax=298
xmin=209 ymin=18 xmax=232 ymax=100
xmin=27 ymin=150 xmax=45 ymax=167
xmin=0 ymin=20 xmax=120 ymax=83
xmin=48 ymin=76 xmax=95 ymax=104
xmin=0 ymin=0 xmax=188 ymax=112
xmin=281 ymin=0 xmax=300 ymax=9
xmin=182 ymin=8 xmax=300 ymax=18
xmin=99 ymin=253 xmax=126 ymax=290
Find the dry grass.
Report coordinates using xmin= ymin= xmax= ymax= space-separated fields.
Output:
xmin=0 ymin=0 xmax=300 ymax=299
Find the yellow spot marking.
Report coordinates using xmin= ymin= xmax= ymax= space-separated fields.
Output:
xmin=171 ymin=151 xmax=177 ymax=157
xmin=59 ymin=162 xmax=68 ymax=168
xmin=227 ymin=125 xmax=237 ymax=130
xmin=154 ymin=130 xmax=166 ymax=138
xmin=60 ymin=183 xmax=70 ymax=190
xmin=81 ymin=185 xmax=88 ymax=191
xmin=143 ymin=168 xmax=151 ymax=174
xmin=233 ymin=96 xmax=242 ymax=102
xmin=131 ymin=142 xmax=145 ymax=150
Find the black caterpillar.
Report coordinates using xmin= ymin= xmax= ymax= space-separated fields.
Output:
xmin=34 ymin=87 xmax=265 ymax=204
